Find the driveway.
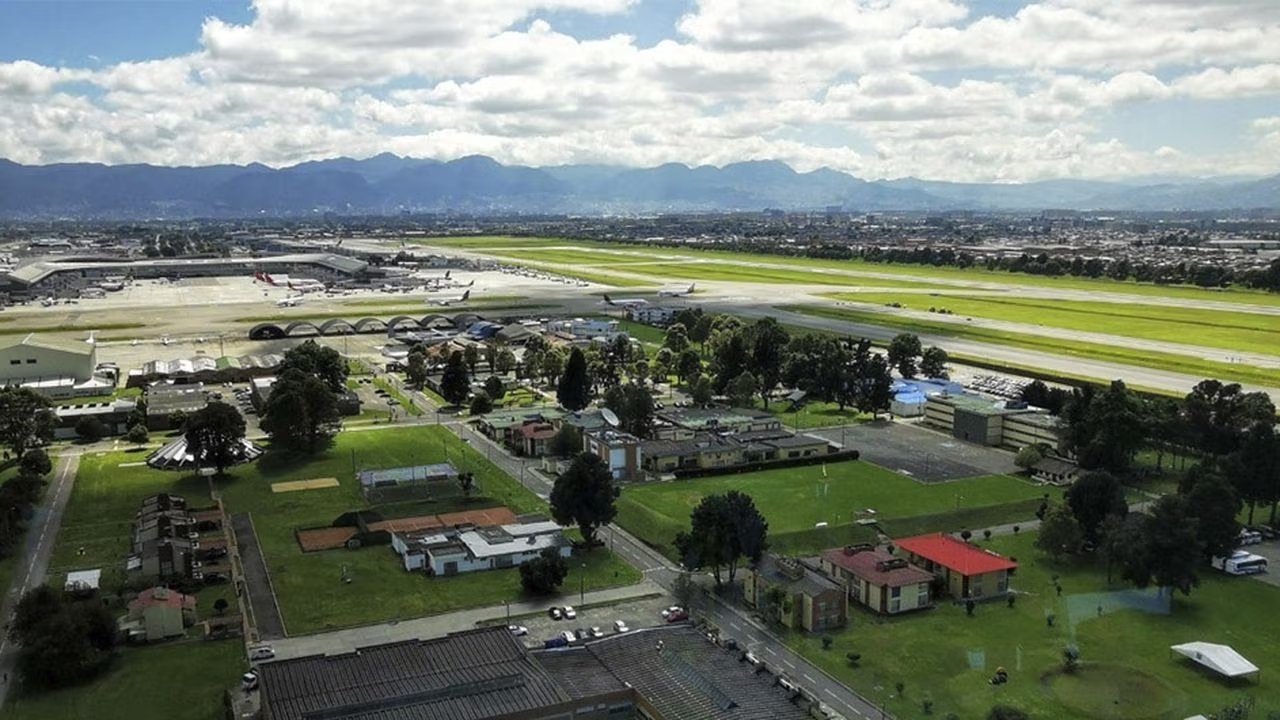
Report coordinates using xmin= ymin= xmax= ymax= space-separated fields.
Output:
xmin=231 ymin=513 xmax=286 ymax=640
xmin=806 ymin=419 xmax=1020 ymax=482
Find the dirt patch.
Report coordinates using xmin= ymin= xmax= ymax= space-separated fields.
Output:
xmin=272 ymin=477 xmax=341 ymax=493
xmin=296 ymin=526 xmax=359 ymax=552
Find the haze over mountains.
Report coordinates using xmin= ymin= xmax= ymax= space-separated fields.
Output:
xmin=1 ymin=154 xmax=1277 ymax=219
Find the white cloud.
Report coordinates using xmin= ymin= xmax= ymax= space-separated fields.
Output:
xmin=0 ymin=0 xmax=1278 ymax=181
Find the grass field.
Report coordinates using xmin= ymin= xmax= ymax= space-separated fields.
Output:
xmin=421 ymin=235 xmax=1280 ymax=308
xmin=781 ymin=531 xmax=1280 ymax=720
xmin=5 ymin=640 xmax=245 ymax=720
xmin=615 ymin=461 xmax=1051 ymax=558
xmin=48 ymin=427 xmax=641 ymax=636
xmin=788 ymin=305 xmax=1280 ymax=389
xmin=826 ymin=292 xmax=1280 ymax=354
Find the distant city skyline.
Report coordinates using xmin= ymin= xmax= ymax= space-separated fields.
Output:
xmin=1 ymin=0 xmax=1278 ymax=182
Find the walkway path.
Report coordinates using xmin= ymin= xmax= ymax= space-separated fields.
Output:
xmin=0 ymin=453 xmax=80 ymax=709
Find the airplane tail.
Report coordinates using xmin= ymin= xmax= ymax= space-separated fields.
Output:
xmin=603 ymin=294 xmax=616 ymax=306
xmin=688 ymin=283 xmax=696 ymax=293
xmin=460 ymin=290 xmax=470 ymax=302
xmin=468 ymin=279 xmax=475 ymax=287
xmin=445 ymin=270 xmax=451 ymax=279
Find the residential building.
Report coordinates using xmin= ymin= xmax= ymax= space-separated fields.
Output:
xmin=895 ymin=533 xmax=1018 ymax=601
xmin=391 ymin=520 xmax=570 ymax=575
xmin=819 ymin=545 xmax=934 ymax=615
xmin=627 ymin=305 xmax=679 ymax=326
xmin=518 ymin=421 xmax=558 ymax=457
xmin=121 ymin=586 xmax=197 ymax=642
xmin=640 ymin=430 xmax=830 ymax=474
xmin=584 ymin=428 xmax=643 ymax=481
xmin=742 ymin=555 xmax=847 ymax=632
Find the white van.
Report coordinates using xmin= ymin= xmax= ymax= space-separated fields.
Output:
xmin=249 ymin=645 xmax=276 ymax=661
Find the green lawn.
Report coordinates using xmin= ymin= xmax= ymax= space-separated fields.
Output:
xmin=5 ymin=640 xmax=245 ymax=720
xmin=616 ymin=462 xmax=1050 ymax=558
xmin=826 ymin=292 xmax=1280 ymax=354
xmin=426 ymin=235 xmax=1280 ymax=308
xmin=780 ymin=531 xmax=1280 ymax=720
xmin=787 ymin=305 xmax=1280 ymax=389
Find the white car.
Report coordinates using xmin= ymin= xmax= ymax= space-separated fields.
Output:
xmin=562 ymin=605 xmax=577 ymax=620
xmin=590 ymin=626 xmax=605 ymax=638
xmin=660 ymin=605 xmax=683 ymax=620
xmin=613 ymin=620 xmax=630 ymax=634
xmin=508 ymin=625 xmax=528 ymax=637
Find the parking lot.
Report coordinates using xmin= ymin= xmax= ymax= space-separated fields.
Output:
xmin=1240 ymin=535 xmax=1280 ymax=588
xmin=509 ymin=595 xmax=686 ymax=649
xmin=806 ymin=419 xmax=1020 ymax=482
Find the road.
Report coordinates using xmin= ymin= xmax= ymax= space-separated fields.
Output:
xmin=0 ymin=453 xmax=80 ymax=708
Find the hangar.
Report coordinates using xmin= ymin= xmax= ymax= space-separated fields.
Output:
xmin=0 ymin=334 xmax=100 ymax=397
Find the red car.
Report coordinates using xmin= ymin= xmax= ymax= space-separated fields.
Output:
xmin=665 ymin=608 xmax=689 ymax=623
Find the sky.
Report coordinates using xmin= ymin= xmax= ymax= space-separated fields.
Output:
xmin=1 ymin=0 xmax=1279 ymax=182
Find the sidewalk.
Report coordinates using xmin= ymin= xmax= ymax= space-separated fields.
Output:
xmin=266 ymin=580 xmax=666 ymax=661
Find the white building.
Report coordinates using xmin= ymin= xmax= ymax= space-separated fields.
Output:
xmin=0 ymin=334 xmax=109 ymax=398
xmin=627 ymin=306 xmax=679 ymax=326
xmin=391 ymin=520 xmax=570 ymax=576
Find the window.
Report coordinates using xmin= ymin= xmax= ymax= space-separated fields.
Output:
xmin=890 ymin=586 xmax=901 ymax=598
xmin=8 ymin=359 xmax=18 ymax=365
xmin=25 ymin=359 xmax=36 ymax=364
xmin=917 ymin=594 xmax=929 ymax=608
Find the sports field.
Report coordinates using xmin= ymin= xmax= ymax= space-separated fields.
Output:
xmin=615 ymin=461 xmax=1050 ymax=558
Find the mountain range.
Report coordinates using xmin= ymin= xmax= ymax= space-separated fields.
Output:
xmin=1 ymin=154 xmax=1277 ymax=219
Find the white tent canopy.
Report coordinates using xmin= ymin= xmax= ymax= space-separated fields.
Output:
xmin=1171 ymin=642 xmax=1259 ymax=679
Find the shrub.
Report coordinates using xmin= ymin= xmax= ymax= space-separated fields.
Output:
xmin=922 ymin=699 xmax=934 ymax=714
xmin=822 ymin=636 xmax=833 ymax=650
xmin=1012 ymin=525 xmax=1020 ymax=534
xmin=983 ymin=529 xmax=992 ymax=541
xmin=960 ymin=529 xmax=972 ymax=542
xmin=987 ymin=706 xmax=1030 ymax=720
xmin=895 ymin=681 xmax=905 ymax=696
xmin=845 ymin=652 xmax=861 ymax=666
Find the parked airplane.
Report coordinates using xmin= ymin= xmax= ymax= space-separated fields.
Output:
xmin=276 ymin=297 xmax=303 ymax=307
xmin=658 ymin=282 xmax=696 ymax=297
xmin=601 ymin=293 xmax=648 ymax=309
xmin=287 ymin=280 xmax=326 ymax=293
xmin=428 ymin=290 xmax=470 ymax=307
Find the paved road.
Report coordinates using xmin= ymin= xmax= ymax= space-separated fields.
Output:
xmin=231 ymin=513 xmax=286 ymax=641
xmin=0 ymin=453 xmax=80 ymax=709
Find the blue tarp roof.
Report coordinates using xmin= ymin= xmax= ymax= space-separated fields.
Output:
xmin=894 ymin=391 xmax=928 ymax=403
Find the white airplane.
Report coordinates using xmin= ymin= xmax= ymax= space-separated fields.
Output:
xmin=659 ymin=282 xmax=696 ymax=297
xmin=276 ymin=297 xmax=302 ymax=307
xmin=601 ymin=293 xmax=648 ymax=309
xmin=428 ymin=290 xmax=470 ymax=307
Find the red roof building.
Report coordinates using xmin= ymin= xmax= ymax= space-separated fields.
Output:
xmin=820 ymin=546 xmax=935 ymax=615
xmin=895 ymin=533 xmax=1017 ymax=601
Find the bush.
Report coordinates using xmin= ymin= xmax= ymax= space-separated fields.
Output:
xmin=20 ymin=448 xmax=52 ymax=476
xmin=983 ymin=529 xmax=993 ymax=541
xmin=960 ymin=529 xmax=972 ymax=542
xmin=922 ymin=699 xmax=934 ymax=714
xmin=74 ymin=415 xmax=107 ymax=441
xmin=822 ymin=636 xmax=833 ymax=650
xmin=845 ymin=652 xmax=861 ymax=666
xmin=895 ymin=681 xmax=905 ymax=696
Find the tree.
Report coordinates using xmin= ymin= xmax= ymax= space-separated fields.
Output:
xmin=920 ymin=346 xmax=949 ymax=379
xmin=1229 ymin=422 xmax=1280 ymax=525
xmin=260 ymin=369 xmax=341 ymax=453
xmin=495 ymin=348 xmax=517 ymax=375
xmin=185 ymin=401 xmax=248 ymax=473
xmin=1073 ymin=380 xmax=1146 ymax=473
xmin=747 ymin=317 xmax=789 ymax=407
xmin=405 ymin=347 xmax=428 ymax=388
xmin=550 ymin=453 xmax=617 ymax=547
xmin=8 ymin=585 xmax=116 ymax=689
xmin=663 ymin=323 xmax=691 ymax=354
xmin=74 ymin=416 xmax=107 ymax=442
xmin=1065 ymin=470 xmax=1128 ymax=544
xmin=549 ymin=424 xmax=583 ymax=457
xmin=439 ymin=351 xmax=470 ymax=407
xmin=19 ymin=448 xmax=52 ymax=477
xmin=690 ymin=314 xmax=713 ymax=353
xmin=677 ymin=349 xmax=702 ymax=385
xmin=469 ymin=391 xmax=494 ymax=415
xmin=855 ymin=354 xmax=894 ymax=419
xmin=557 ymin=348 xmax=591 ymax=411
xmin=710 ymin=331 xmax=749 ymax=394
xmin=887 ymin=333 xmax=923 ymax=377
xmin=1035 ymin=505 xmax=1083 ymax=560
xmin=483 ymin=374 xmax=505 ymax=400
xmin=278 ymin=339 xmax=347 ymax=393
xmin=602 ymin=383 xmax=655 ymax=439
xmin=1014 ymin=445 xmax=1045 ymax=470
xmin=689 ymin=374 xmax=714 ymax=407
xmin=519 ymin=546 xmax=569 ymax=595
xmin=463 ymin=344 xmax=481 ymax=377
xmin=124 ymin=423 xmax=150 ymax=447
xmin=0 ymin=386 xmax=56 ymax=455
xmin=213 ymin=598 xmax=229 ymax=616
xmin=1182 ymin=468 xmax=1242 ymax=561
xmin=674 ymin=490 xmax=768 ymax=587
xmin=1120 ymin=495 xmax=1203 ymax=596
xmin=726 ymin=371 xmax=759 ymax=409
xmin=671 ymin=571 xmax=700 ymax=612
xmin=1097 ymin=513 xmax=1127 ymax=583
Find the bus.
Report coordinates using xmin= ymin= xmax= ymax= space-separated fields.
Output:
xmin=1212 ymin=550 xmax=1268 ymax=575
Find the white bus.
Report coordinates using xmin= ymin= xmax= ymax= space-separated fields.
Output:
xmin=1212 ymin=550 xmax=1268 ymax=575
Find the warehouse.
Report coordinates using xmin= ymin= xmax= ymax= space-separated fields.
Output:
xmin=0 ymin=334 xmax=105 ymax=398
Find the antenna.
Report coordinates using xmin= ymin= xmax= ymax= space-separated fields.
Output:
xmin=601 ymin=408 xmax=620 ymax=427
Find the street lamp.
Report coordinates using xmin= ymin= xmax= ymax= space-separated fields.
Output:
xmin=579 ymin=563 xmax=586 ymax=605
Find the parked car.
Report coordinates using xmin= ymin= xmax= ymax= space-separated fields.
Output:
xmin=249 ymin=645 xmax=275 ymax=661
xmin=543 ymin=636 xmax=569 ymax=649
xmin=508 ymin=625 xmax=528 ymax=637
xmin=590 ymin=626 xmax=604 ymax=638
xmin=548 ymin=606 xmax=563 ymax=621
xmin=1258 ymin=525 xmax=1278 ymax=540
xmin=561 ymin=630 xmax=576 ymax=645
xmin=562 ymin=605 xmax=577 ymax=620
xmin=660 ymin=605 xmax=684 ymax=620
xmin=665 ymin=608 xmax=689 ymax=623
xmin=574 ymin=628 xmax=590 ymax=642
xmin=241 ymin=671 xmax=259 ymax=692
xmin=613 ymin=620 xmax=630 ymax=634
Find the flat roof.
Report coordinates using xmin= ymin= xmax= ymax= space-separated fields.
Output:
xmin=7 ymin=252 xmax=368 ymax=286
xmin=896 ymin=533 xmax=1018 ymax=576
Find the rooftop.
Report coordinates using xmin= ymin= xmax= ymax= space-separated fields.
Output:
xmin=896 ymin=533 xmax=1018 ymax=576
xmin=821 ymin=547 xmax=934 ymax=588
xmin=9 ymin=333 xmax=95 ymax=357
